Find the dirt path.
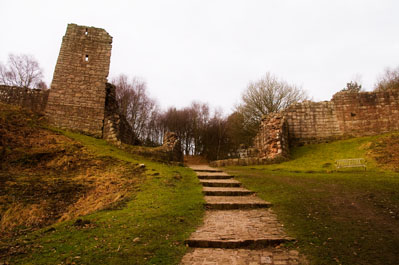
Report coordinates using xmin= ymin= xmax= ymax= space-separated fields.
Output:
xmin=180 ymin=165 xmax=305 ymax=265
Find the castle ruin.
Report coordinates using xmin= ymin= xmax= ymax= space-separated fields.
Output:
xmin=254 ymin=89 xmax=399 ymax=160
xmin=42 ymin=23 xmax=137 ymax=145
xmin=0 ymin=23 xmax=182 ymax=159
xmin=211 ymin=89 xmax=399 ymax=167
xmin=2 ymin=23 xmax=398 ymax=165
xmin=45 ymin=24 xmax=112 ymax=137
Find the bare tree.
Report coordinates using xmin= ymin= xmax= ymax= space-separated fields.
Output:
xmin=225 ymin=111 xmax=253 ymax=150
xmin=201 ymin=109 xmax=229 ymax=160
xmin=0 ymin=54 xmax=44 ymax=88
xmin=237 ymin=72 xmax=307 ymax=130
xmin=189 ymin=102 xmax=210 ymax=155
xmin=159 ymin=102 xmax=217 ymax=156
xmin=374 ymin=66 xmax=399 ymax=91
xmin=154 ymin=101 xmax=241 ymax=160
xmin=161 ymin=106 xmax=194 ymax=154
xmin=112 ymin=74 xmax=159 ymax=144
xmin=142 ymin=108 xmax=163 ymax=146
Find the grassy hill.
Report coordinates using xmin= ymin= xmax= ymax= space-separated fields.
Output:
xmin=226 ymin=135 xmax=399 ymax=265
xmin=0 ymin=103 xmax=204 ymax=264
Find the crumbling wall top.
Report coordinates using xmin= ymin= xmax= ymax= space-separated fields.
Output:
xmin=64 ymin=23 xmax=112 ymax=43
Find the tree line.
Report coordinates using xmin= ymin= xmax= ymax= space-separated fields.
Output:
xmin=2 ymin=53 xmax=399 ymax=160
xmin=111 ymin=72 xmax=308 ymax=160
xmin=112 ymin=74 xmax=237 ymax=160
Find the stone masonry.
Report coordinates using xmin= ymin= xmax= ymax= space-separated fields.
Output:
xmin=284 ymin=100 xmax=341 ymax=146
xmin=212 ymin=89 xmax=399 ymax=166
xmin=0 ymin=85 xmax=49 ymax=113
xmin=1 ymin=24 xmax=183 ymax=161
xmin=46 ymin=24 xmax=112 ymax=138
xmin=253 ymin=113 xmax=289 ymax=160
xmin=253 ymin=89 xmax=399 ymax=161
xmin=286 ymin=90 xmax=399 ymax=145
xmin=332 ymin=90 xmax=399 ymax=138
xmin=103 ymin=83 xmax=138 ymax=145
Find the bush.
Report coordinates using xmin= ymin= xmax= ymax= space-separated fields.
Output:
xmin=341 ymin=81 xmax=362 ymax=93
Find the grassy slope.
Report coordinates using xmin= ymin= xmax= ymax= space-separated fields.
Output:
xmin=225 ymin=134 xmax=399 ymax=265
xmin=263 ymin=135 xmax=383 ymax=172
xmin=5 ymin=130 xmax=204 ymax=265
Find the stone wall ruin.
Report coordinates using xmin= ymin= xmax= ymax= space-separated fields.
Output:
xmin=0 ymin=85 xmax=49 ymax=113
xmin=286 ymin=90 xmax=399 ymax=145
xmin=46 ymin=24 xmax=112 ymax=138
xmin=254 ymin=89 xmax=399 ymax=160
xmin=44 ymin=23 xmax=138 ymax=145
xmin=212 ymin=89 xmax=399 ymax=166
xmin=332 ymin=90 xmax=399 ymax=138
xmin=0 ymin=23 xmax=184 ymax=161
xmin=253 ymin=113 xmax=289 ymax=159
xmin=103 ymin=83 xmax=138 ymax=145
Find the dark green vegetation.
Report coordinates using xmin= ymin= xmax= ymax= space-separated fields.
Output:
xmin=0 ymin=103 xmax=204 ymax=264
xmin=226 ymin=135 xmax=399 ymax=265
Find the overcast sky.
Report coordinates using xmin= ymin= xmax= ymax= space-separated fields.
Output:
xmin=1 ymin=0 xmax=399 ymax=113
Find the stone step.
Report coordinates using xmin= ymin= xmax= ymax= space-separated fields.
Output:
xmin=203 ymin=187 xmax=254 ymax=196
xmin=200 ymin=179 xmax=241 ymax=187
xmin=194 ymin=169 xmax=223 ymax=173
xmin=205 ymin=196 xmax=272 ymax=210
xmin=196 ymin=171 xmax=232 ymax=177
xmin=185 ymin=209 xmax=293 ymax=249
xmin=189 ymin=165 xmax=223 ymax=173
xmin=180 ymin=248 xmax=302 ymax=265
xmin=185 ymin=238 xmax=293 ymax=248
xmin=197 ymin=174 xmax=233 ymax=180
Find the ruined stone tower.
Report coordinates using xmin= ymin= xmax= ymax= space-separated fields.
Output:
xmin=46 ymin=23 xmax=112 ymax=137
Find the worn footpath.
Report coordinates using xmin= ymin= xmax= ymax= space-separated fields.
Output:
xmin=180 ymin=165 xmax=306 ymax=265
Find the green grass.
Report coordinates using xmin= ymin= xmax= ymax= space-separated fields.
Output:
xmin=259 ymin=134 xmax=389 ymax=172
xmin=225 ymin=134 xmax=399 ymax=265
xmin=8 ymin=131 xmax=204 ymax=265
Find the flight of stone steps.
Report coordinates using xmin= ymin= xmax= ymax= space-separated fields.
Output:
xmin=180 ymin=165 xmax=304 ymax=265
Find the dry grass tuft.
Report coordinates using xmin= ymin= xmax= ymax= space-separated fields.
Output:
xmin=1 ymin=202 xmax=48 ymax=231
xmin=0 ymin=103 xmax=143 ymax=238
